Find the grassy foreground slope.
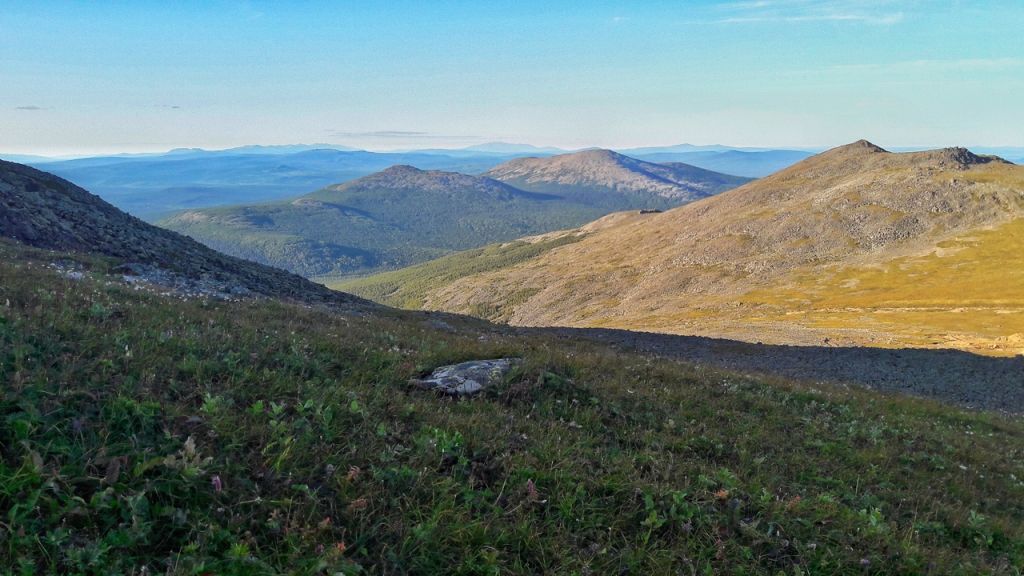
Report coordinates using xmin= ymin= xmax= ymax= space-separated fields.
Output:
xmin=2 ymin=241 xmax=1024 ymax=574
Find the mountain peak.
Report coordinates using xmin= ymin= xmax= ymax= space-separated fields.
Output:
xmin=323 ymin=164 xmax=522 ymax=198
xmin=834 ymin=139 xmax=889 ymax=155
xmin=378 ymin=164 xmax=423 ymax=175
xmin=569 ymin=148 xmax=622 ymax=160
xmin=483 ymin=149 xmax=750 ymax=204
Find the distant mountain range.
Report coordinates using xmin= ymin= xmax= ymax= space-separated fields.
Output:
xmin=5 ymin=142 xmax=1014 ymax=219
xmin=626 ymin=149 xmax=815 ymax=178
xmin=341 ymin=141 xmax=1024 ymax=356
xmin=408 ymin=142 xmax=569 ymax=156
xmin=0 ymin=142 xmax=812 ymax=217
xmin=15 ymin=149 xmax=523 ymax=218
xmin=159 ymin=150 xmax=749 ymax=278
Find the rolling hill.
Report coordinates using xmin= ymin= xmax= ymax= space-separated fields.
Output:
xmin=341 ymin=141 xmax=1024 ymax=355
xmin=483 ymin=149 xmax=751 ymax=208
xmin=159 ymin=166 xmax=610 ymax=278
xmin=161 ymin=157 xmax=749 ymax=278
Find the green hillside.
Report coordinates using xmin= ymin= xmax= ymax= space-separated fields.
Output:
xmin=160 ymin=166 xmax=617 ymax=279
xmin=160 ymin=158 xmax=749 ymax=280
xmin=334 ymin=232 xmax=584 ymax=309
xmin=3 ymin=241 xmax=1023 ymax=574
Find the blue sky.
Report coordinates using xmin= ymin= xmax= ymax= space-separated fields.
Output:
xmin=1 ymin=0 xmax=1022 ymax=155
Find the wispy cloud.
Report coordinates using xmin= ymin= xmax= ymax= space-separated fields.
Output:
xmin=15 ymin=105 xmax=46 ymax=111
xmin=326 ymin=130 xmax=476 ymax=140
xmin=717 ymin=0 xmax=906 ymax=25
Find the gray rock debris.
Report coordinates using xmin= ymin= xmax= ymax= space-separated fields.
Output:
xmin=411 ymin=358 xmax=521 ymax=396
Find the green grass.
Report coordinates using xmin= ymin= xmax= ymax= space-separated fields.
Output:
xmin=2 ymin=241 xmax=1023 ymax=574
xmin=333 ymin=234 xmax=583 ymax=309
xmin=159 ymin=184 xmax=608 ymax=279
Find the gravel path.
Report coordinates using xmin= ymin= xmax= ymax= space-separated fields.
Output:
xmin=541 ymin=327 xmax=1024 ymax=413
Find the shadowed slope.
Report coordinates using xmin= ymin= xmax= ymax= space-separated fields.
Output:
xmin=0 ymin=159 xmax=365 ymax=306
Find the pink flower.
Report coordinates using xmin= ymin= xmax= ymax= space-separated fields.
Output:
xmin=526 ymin=479 xmax=540 ymax=502
xmin=346 ymin=466 xmax=361 ymax=482
xmin=211 ymin=475 xmax=223 ymax=493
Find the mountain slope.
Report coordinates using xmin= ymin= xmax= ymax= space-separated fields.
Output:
xmin=345 ymin=142 xmax=1024 ymax=354
xmin=5 ymin=239 xmax=1024 ymax=574
xmin=483 ymin=149 xmax=751 ymax=207
xmin=160 ymin=165 xmax=613 ymax=278
xmin=0 ymin=159 xmax=364 ymax=306
xmin=161 ymin=158 xmax=748 ymax=279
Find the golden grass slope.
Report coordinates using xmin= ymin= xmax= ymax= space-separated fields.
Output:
xmin=742 ymin=215 xmax=1024 ymax=355
xmin=349 ymin=142 xmax=1024 ymax=356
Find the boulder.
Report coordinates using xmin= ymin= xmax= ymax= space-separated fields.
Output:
xmin=411 ymin=358 xmax=521 ymax=396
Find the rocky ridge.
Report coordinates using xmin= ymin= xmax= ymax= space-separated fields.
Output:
xmin=0 ymin=159 xmax=368 ymax=307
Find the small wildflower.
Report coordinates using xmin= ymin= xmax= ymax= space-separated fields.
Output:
xmin=714 ymin=489 xmax=730 ymax=501
xmin=860 ymin=558 xmax=871 ymax=568
xmin=335 ymin=541 xmax=348 ymax=554
xmin=526 ymin=479 xmax=541 ymax=502
xmin=347 ymin=497 xmax=369 ymax=512
xmin=346 ymin=465 xmax=361 ymax=482
xmin=315 ymin=544 xmax=324 ymax=555
xmin=211 ymin=475 xmax=223 ymax=493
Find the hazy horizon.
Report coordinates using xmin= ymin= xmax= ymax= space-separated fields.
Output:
xmin=6 ymin=140 xmax=1024 ymax=162
xmin=3 ymin=1 xmax=1023 ymax=156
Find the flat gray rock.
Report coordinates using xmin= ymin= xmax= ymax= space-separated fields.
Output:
xmin=411 ymin=358 xmax=521 ymax=396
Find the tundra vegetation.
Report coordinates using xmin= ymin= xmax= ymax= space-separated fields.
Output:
xmin=2 ymin=240 xmax=1022 ymax=575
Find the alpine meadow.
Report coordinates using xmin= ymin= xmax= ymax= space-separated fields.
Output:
xmin=2 ymin=2 xmax=1023 ymax=575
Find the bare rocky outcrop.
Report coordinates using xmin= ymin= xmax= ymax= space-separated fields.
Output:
xmin=410 ymin=358 xmax=522 ymax=396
